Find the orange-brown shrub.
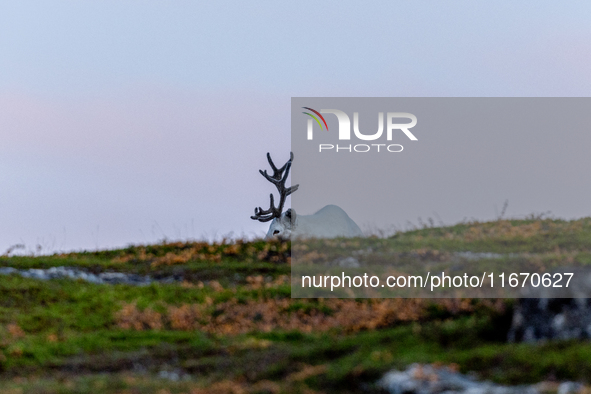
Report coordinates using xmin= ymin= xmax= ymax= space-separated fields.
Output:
xmin=114 ymin=298 xmax=489 ymax=335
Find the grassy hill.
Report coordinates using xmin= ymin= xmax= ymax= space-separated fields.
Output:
xmin=1 ymin=217 xmax=591 ymax=393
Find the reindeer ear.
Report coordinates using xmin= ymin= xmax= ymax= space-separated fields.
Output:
xmin=285 ymin=209 xmax=297 ymax=228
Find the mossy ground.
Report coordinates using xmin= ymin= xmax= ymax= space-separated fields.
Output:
xmin=2 ymin=217 xmax=591 ymax=393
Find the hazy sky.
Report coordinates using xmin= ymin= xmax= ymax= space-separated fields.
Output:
xmin=1 ymin=1 xmax=590 ymax=252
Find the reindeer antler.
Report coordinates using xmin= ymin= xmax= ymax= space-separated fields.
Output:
xmin=251 ymin=152 xmax=299 ymax=222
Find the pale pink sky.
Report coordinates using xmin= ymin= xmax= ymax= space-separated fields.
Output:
xmin=1 ymin=2 xmax=590 ymax=252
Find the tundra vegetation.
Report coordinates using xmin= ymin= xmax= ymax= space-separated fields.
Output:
xmin=1 ymin=216 xmax=591 ymax=393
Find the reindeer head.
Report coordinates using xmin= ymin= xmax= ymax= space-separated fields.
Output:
xmin=251 ymin=152 xmax=299 ymax=239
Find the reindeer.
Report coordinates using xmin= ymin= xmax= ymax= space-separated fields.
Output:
xmin=251 ymin=152 xmax=363 ymax=239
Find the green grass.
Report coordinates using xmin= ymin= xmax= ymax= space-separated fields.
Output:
xmin=1 ymin=217 xmax=591 ymax=393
